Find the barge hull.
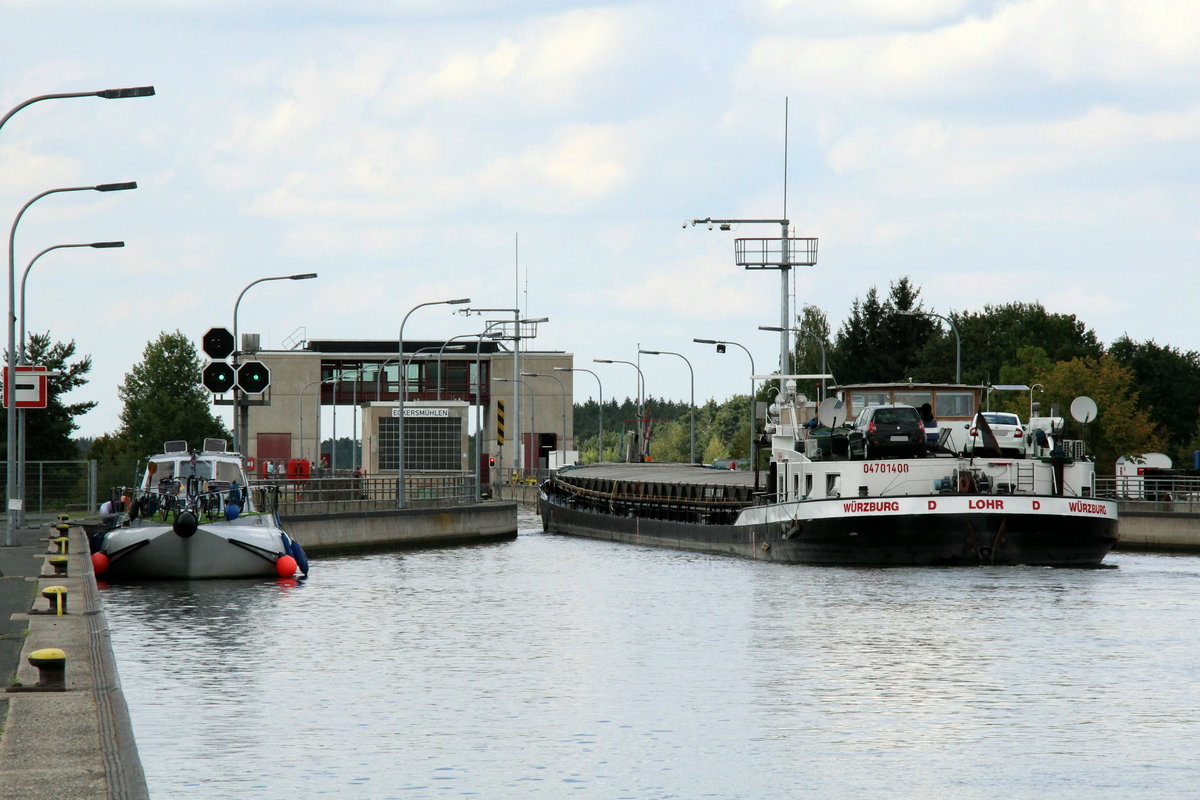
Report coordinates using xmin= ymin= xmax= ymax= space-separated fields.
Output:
xmin=539 ymin=492 xmax=1118 ymax=567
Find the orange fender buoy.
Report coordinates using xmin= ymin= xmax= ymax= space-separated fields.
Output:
xmin=275 ymin=555 xmax=297 ymax=578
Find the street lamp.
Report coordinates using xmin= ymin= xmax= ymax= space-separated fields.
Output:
xmin=640 ymin=349 xmax=695 ymax=463
xmin=232 ymin=272 xmax=318 ymax=455
xmin=17 ymin=240 xmax=123 ymax=524
xmin=1030 ymin=383 xmax=1045 ymax=420
xmin=898 ymin=309 xmax=961 ymax=384
xmin=523 ymin=372 xmax=568 ymax=467
xmin=758 ymin=325 xmax=829 ymax=401
xmin=556 ymin=366 xmax=602 ymax=463
xmin=397 ymin=297 xmax=470 ymax=508
xmin=594 ymin=359 xmax=645 ymax=461
xmin=1 ymin=84 xmax=153 ymax=546
xmin=298 ymin=376 xmax=337 ymax=465
xmin=694 ymin=338 xmax=756 ymax=468
xmin=7 ymin=182 xmax=136 ymax=541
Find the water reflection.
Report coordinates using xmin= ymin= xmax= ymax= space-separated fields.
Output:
xmin=102 ymin=517 xmax=1200 ymax=799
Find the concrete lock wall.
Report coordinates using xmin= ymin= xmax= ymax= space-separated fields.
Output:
xmin=1114 ymin=510 xmax=1200 ymax=552
xmin=283 ymin=501 xmax=519 ymax=554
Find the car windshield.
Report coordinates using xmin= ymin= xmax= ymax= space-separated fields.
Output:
xmin=875 ymin=408 xmax=918 ymax=425
xmin=983 ymin=413 xmax=1020 ymax=426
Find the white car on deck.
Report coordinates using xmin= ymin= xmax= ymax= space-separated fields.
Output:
xmin=964 ymin=411 xmax=1026 ymax=457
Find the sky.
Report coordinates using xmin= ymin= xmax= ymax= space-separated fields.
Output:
xmin=2 ymin=0 xmax=1198 ymax=439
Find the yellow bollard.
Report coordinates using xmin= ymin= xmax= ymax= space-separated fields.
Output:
xmin=41 ymin=586 xmax=67 ymax=616
xmin=27 ymin=648 xmax=66 ymax=689
xmin=52 ymin=536 xmax=69 ymax=554
xmin=48 ymin=556 xmax=68 ymax=576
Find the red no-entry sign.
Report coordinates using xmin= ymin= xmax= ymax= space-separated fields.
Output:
xmin=3 ymin=366 xmax=48 ymax=409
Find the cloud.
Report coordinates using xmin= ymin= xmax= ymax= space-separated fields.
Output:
xmin=743 ymin=0 xmax=1200 ymax=102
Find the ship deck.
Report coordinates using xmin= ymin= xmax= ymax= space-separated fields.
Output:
xmin=554 ymin=462 xmax=759 ymax=488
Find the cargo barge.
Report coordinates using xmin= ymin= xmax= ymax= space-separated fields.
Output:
xmin=539 ymin=381 xmax=1118 ymax=567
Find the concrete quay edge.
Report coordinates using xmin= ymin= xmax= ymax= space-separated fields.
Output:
xmin=0 ymin=524 xmax=146 ymax=800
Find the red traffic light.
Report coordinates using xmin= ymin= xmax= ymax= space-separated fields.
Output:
xmin=203 ymin=327 xmax=235 ymax=360
xmin=237 ymin=361 xmax=270 ymax=394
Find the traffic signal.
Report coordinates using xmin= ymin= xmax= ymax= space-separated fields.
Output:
xmin=202 ymin=362 xmax=236 ymax=394
xmin=202 ymin=327 xmax=235 ymax=360
xmin=237 ymin=361 xmax=270 ymax=394
xmin=488 ymin=456 xmax=496 ymax=467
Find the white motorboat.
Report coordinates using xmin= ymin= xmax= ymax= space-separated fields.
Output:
xmin=94 ymin=439 xmax=309 ymax=580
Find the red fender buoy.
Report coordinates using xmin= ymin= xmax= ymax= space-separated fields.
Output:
xmin=275 ymin=554 xmax=298 ymax=578
xmin=92 ymin=552 xmax=109 ymax=576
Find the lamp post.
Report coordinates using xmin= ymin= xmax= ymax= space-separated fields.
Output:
xmin=434 ymin=339 xmax=474 ymax=400
xmin=1 ymin=85 xmax=153 ymax=546
xmin=556 ymin=367 xmax=602 ymax=463
xmin=898 ymin=309 xmax=961 ymax=384
xmin=397 ymin=297 xmax=470 ymax=508
xmin=8 ymin=182 xmax=136 ymax=541
xmin=594 ymin=358 xmax=645 ymax=461
xmin=17 ymin=240 xmax=123 ymax=524
xmin=639 ymin=349 xmax=695 ymax=463
xmin=298 ymin=376 xmax=336 ymax=464
xmin=1029 ymin=383 xmax=1045 ymax=420
xmin=758 ymin=325 xmax=829 ymax=400
xmin=694 ymin=338 xmax=756 ymax=467
xmin=522 ymin=372 xmax=568 ymax=467
xmin=231 ymin=272 xmax=317 ymax=457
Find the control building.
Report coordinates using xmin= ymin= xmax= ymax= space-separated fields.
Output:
xmin=229 ymin=335 xmax=575 ymax=480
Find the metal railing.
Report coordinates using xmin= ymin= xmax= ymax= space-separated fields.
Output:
xmin=493 ymin=467 xmax=552 ymax=487
xmin=1096 ymin=476 xmax=1200 ymax=512
xmin=254 ymin=472 xmax=478 ymax=515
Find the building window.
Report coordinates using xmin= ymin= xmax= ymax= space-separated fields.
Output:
xmin=895 ymin=391 xmax=932 ymax=409
xmin=378 ymin=416 xmax=462 ymax=471
xmin=935 ymin=392 xmax=975 ymax=418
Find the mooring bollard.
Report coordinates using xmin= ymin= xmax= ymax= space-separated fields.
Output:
xmin=48 ymin=555 xmax=68 ymax=576
xmin=41 ymin=586 xmax=67 ymax=615
xmin=27 ymin=648 xmax=66 ymax=689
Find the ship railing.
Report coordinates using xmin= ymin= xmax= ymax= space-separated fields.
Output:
xmin=115 ymin=482 xmax=278 ymax=521
xmin=253 ymin=473 xmax=477 ymax=514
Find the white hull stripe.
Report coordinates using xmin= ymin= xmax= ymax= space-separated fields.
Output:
xmin=740 ymin=496 xmax=1116 ymax=525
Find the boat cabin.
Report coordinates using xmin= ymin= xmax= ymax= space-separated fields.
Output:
xmin=836 ymin=382 xmax=984 ymax=423
xmin=140 ymin=439 xmax=245 ymax=491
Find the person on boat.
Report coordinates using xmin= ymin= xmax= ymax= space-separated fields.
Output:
xmin=919 ymin=402 xmax=937 ymax=445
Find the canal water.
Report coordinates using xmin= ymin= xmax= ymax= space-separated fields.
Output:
xmin=102 ymin=510 xmax=1200 ymax=799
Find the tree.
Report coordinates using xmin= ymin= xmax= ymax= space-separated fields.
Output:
xmin=1037 ymin=354 xmax=1164 ymax=474
xmin=833 ymin=277 xmax=936 ymax=383
xmin=114 ymin=331 xmax=230 ymax=458
xmin=13 ymin=332 xmax=96 ymax=460
xmin=931 ymin=302 xmax=1101 ymax=386
xmin=1109 ymin=336 xmax=1200 ymax=465
xmin=792 ymin=304 xmax=834 ymax=390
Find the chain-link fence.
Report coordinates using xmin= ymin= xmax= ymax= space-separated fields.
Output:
xmin=0 ymin=460 xmax=98 ymax=522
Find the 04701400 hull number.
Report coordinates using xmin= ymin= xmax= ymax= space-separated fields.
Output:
xmin=862 ymin=463 xmax=909 ymax=474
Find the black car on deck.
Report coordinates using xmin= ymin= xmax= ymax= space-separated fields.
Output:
xmin=848 ymin=403 xmax=927 ymax=459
